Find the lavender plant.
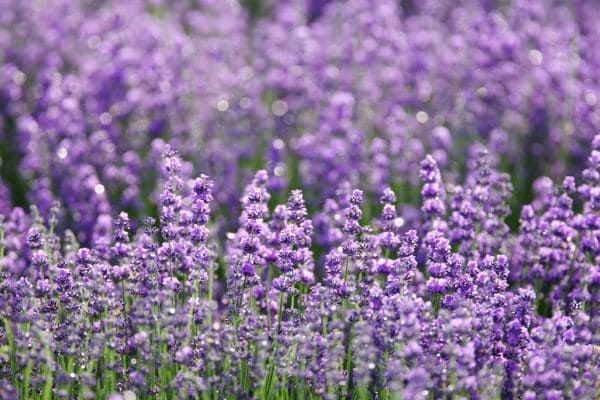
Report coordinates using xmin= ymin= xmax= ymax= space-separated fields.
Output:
xmin=2 ymin=0 xmax=600 ymax=240
xmin=1 ymin=0 xmax=600 ymax=399
xmin=0 ymin=143 xmax=598 ymax=399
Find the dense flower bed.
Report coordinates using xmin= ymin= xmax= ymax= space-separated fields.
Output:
xmin=1 ymin=0 xmax=599 ymax=399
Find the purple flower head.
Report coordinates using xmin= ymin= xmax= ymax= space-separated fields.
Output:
xmin=420 ymin=155 xmax=446 ymax=223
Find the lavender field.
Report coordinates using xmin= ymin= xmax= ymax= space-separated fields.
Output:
xmin=1 ymin=0 xmax=599 ymax=399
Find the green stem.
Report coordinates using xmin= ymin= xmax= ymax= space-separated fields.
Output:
xmin=238 ymin=276 xmax=247 ymax=312
xmin=432 ymin=294 xmax=441 ymax=318
xmin=207 ymin=264 xmax=214 ymax=325
xmin=42 ymin=340 xmax=54 ymax=400
xmin=22 ymin=356 xmax=33 ymax=400
xmin=121 ymin=279 xmax=129 ymax=373
xmin=186 ymin=299 xmax=195 ymax=347
xmin=345 ymin=324 xmax=354 ymax=398
xmin=3 ymin=318 xmax=16 ymax=386
xmin=277 ymin=291 xmax=284 ymax=332
xmin=264 ymin=291 xmax=285 ymax=399
xmin=343 ymin=256 xmax=350 ymax=283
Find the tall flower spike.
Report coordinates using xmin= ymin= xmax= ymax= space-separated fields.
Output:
xmin=227 ymin=169 xmax=271 ymax=310
xmin=420 ymin=155 xmax=446 ymax=229
xmin=283 ymin=189 xmax=314 ymax=285
xmin=379 ymin=187 xmax=400 ymax=251
xmin=341 ymin=189 xmax=363 ymax=261
xmin=159 ymin=146 xmax=184 ymax=243
xmin=189 ymin=174 xmax=214 ymax=288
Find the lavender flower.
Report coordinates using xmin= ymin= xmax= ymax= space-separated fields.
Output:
xmin=1 ymin=1 xmax=600 ymax=398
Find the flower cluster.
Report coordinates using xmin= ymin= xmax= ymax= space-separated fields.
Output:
xmin=1 ymin=1 xmax=600 ymax=399
xmin=2 ymin=0 xmax=600 ymax=241
xmin=1 ymin=144 xmax=599 ymax=399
